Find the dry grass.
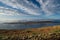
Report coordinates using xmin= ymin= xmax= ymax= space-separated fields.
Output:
xmin=0 ymin=25 xmax=60 ymax=40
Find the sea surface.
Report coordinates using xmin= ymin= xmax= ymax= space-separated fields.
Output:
xmin=0 ymin=23 xmax=60 ymax=30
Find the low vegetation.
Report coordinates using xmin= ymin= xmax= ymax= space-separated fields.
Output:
xmin=0 ymin=25 xmax=60 ymax=40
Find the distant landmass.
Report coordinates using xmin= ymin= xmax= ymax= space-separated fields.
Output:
xmin=4 ymin=19 xmax=60 ymax=24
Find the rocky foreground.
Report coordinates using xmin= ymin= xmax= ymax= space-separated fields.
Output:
xmin=0 ymin=25 xmax=60 ymax=40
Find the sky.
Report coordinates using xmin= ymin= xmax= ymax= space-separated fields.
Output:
xmin=0 ymin=0 xmax=60 ymax=22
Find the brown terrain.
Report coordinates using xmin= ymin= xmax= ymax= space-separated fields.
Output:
xmin=0 ymin=25 xmax=60 ymax=40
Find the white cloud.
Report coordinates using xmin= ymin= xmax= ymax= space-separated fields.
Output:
xmin=37 ymin=0 xmax=53 ymax=16
xmin=37 ymin=0 xmax=60 ymax=16
xmin=0 ymin=6 xmax=29 ymax=16
xmin=0 ymin=0 xmax=42 ymax=15
xmin=0 ymin=0 xmax=60 ymax=16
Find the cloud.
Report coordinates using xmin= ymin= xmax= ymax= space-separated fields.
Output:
xmin=0 ymin=0 xmax=42 ymax=16
xmin=37 ymin=0 xmax=60 ymax=16
xmin=0 ymin=0 xmax=60 ymax=16
xmin=0 ymin=6 xmax=29 ymax=16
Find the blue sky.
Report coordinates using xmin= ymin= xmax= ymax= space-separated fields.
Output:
xmin=0 ymin=0 xmax=60 ymax=22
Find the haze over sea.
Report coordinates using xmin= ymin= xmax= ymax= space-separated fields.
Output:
xmin=0 ymin=19 xmax=60 ymax=30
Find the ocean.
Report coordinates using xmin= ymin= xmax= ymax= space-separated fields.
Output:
xmin=0 ymin=23 xmax=60 ymax=30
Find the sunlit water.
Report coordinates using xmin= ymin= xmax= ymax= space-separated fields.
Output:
xmin=0 ymin=23 xmax=60 ymax=30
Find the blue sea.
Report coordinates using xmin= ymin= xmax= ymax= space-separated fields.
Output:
xmin=0 ymin=23 xmax=60 ymax=30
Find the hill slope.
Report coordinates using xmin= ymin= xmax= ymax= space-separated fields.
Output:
xmin=0 ymin=25 xmax=60 ymax=40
